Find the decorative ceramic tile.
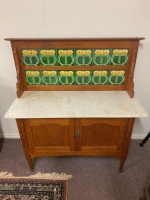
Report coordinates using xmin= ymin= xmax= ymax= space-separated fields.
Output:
xmin=58 ymin=50 xmax=74 ymax=66
xmin=22 ymin=50 xmax=40 ymax=66
xmin=25 ymin=71 xmax=42 ymax=85
xmin=108 ymin=70 xmax=125 ymax=84
xmin=22 ymin=48 xmax=129 ymax=66
xmin=75 ymin=71 xmax=91 ymax=84
xmin=93 ymin=49 xmax=111 ymax=66
xmin=39 ymin=50 xmax=57 ymax=66
xmin=75 ymin=50 xmax=92 ymax=66
xmin=111 ymin=49 xmax=128 ymax=65
xmin=25 ymin=70 xmax=126 ymax=85
xmin=42 ymin=71 xmax=58 ymax=85
xmin=59 ymin=71 xmax=74 ymax=85
xmin=92 ymin=71 xmax=108 ymax=85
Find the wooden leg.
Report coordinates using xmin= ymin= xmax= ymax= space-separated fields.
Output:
xmin=16 ymin=119 xmax=34 ymax=171
xmin=27 ymin=158 xmax=34 ymax=172
xmin=119 ymin=118 xmax=135 ymax=173
xmin=119 ymin=159 xmax=125 ymax=173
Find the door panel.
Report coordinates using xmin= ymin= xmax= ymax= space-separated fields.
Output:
xmin=75 ymin=118 xmax=128 ymax=153
xmin=23 ymin=119 xmax=75 ymax=156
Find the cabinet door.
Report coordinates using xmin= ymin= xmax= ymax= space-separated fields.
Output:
xmin=23 ymin=119 xmax=75 ymax=157
xmin=75 ymin=118 xmax=128 ymax=156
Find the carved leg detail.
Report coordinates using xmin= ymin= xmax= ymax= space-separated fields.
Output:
xmin=16 ymin=119 xmax=34 ymax=171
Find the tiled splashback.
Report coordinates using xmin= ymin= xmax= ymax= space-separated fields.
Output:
xmin=22 ymin=49 xmax=129 ymax=66
xmin=25 ymin=70 xmax=125 ymax=85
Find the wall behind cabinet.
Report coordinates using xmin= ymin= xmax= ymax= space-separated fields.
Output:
xmin=0 ymin=0 xmax=150 ymax=138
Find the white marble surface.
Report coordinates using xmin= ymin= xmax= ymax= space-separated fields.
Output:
xmin=4 ymin=91 xmax=148 ymax=119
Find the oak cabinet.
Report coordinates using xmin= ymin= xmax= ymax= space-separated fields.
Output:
xmin=18 ymin=118 xmax=133 ymax=172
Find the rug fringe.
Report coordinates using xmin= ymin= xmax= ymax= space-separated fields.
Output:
xmin=29 ymin=172 xmax=73 ymax=180
xmin=0 ymin=172 xmax=72 ymax=180
xmin=0 ymin=171 xmax=14 ymax=177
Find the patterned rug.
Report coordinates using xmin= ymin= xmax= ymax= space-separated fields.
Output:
xmin=140 ymin=177 xmax=150 ymax=200
xmin=0 ymin=172 xmax=72 ymax=200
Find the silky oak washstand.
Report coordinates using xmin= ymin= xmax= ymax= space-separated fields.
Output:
xmin=5 ymin=38 xmax=148 ymax=172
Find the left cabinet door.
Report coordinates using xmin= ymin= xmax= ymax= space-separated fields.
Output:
xmin=23 ymin=119 xmax=75 ymax=157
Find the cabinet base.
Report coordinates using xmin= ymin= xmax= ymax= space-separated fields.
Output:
xmin=16 ymin=118 xmax=135 ymax=173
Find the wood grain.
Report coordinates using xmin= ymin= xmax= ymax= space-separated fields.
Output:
xmin=16 ymin=119 xmax=34 ymax=171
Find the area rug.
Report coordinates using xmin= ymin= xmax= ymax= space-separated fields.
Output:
xmin=140 ymin=177 xmax=150 ymax=200
xmin=0 ymin=171 xmax=72 ymax=200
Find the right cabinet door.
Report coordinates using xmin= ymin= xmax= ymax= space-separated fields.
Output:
xmin=75 ymin=118 xmax=128 ymax=156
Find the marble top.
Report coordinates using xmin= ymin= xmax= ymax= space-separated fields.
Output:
xmin=4 ymin=91 xmax=148 ymax=119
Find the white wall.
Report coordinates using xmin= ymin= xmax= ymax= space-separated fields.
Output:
xmin=0 ymin=0 xmax=150 ymax=138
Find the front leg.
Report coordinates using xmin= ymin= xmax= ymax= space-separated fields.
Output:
xmin=119 ymin=118 xmax=135 ymax=173
xmin=27 ymin=158 xmax=34 ymax=172
xmin=16 ymin=119 xmax=34 ymax=171
xmin=119 ymin=159 xmax=125 ymax=173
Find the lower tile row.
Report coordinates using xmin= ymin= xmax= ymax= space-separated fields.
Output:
xmin=25 ymin=70 xmax=125 ymax=85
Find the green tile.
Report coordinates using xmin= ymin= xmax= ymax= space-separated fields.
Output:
xmin=41 ymin=71 xmax=59 ymax=85
xmin=22 ymin=49 xmax=40 ymax=66
xmin=57 ymin=50 xmax=74 ymax=66
xmin=92 ymin=70 xmax=108 ymax=85
xmin=39 ymin=49 xmax=57 ymax=66
xmin=75 ymin=49 xmax=93 ymax=66
xmin=75 ymin=71 xmax=92 ymax=85
xmin=59 ymin=71 xmax=75 ymax=85
xmin=25 ymin=71 xmax=42 ymax=85
xmin=108 ymin=70 xmax=126 ymax=84
xmin=93 ymin=49 xmax=111 ymax=66
xmin=111 ymin=49 xmax=129 ymax=65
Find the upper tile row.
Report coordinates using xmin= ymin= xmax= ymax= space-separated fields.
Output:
xmin=22 ymin=49 xmax=129 ymax=66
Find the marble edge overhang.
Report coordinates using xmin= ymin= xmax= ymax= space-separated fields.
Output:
xmin=4 ymin=91 xmax=148 ymax=119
